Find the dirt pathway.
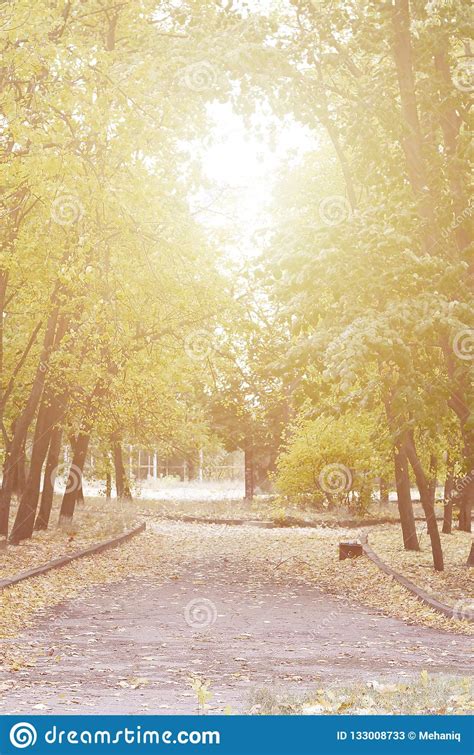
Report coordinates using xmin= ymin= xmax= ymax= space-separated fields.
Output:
xmin=0 ymin=524 xmax=471 ymax=714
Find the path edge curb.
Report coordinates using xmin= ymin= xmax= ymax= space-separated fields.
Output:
xmin=0 ymin=522 xmax=146 ymax=592
xmin=154 ymin=513 xmax=437 ymax=530
xmin=359 ymin=533 xmax=474 ymax=623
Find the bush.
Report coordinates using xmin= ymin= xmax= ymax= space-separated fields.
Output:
xmin=275 ymin=411 xmax=390 ymax=514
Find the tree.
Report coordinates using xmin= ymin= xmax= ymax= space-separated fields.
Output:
xmin=0 ymin=0 xmax=235 ymax=541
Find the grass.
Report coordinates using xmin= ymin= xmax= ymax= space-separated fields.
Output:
xmin=135 ymin=496 xmax=278 ymax=521
xmin=247 ymin=674 xmax=473 ymax=715
xmin=368 ymin=526 xmax=473 ymax=609
xmin=0 ymin=495 xmax=138 ymax=580
xmin=134 ymin=495 xmax=409 ymax=526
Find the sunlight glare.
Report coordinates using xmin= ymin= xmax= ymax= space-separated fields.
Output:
xmin=197 ymin=103 xmax=317 ymax=256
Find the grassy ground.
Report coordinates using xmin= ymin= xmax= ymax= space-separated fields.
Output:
xmin=136 ymin=496 xmax=279 ymax=521
xmin=135 ymin=495 xmax=411 ymax=525
xmin=0 ymin=496 xmax=139 ymax=580
xmin=247 ymin=674 xmax=473 ymax=715
xmin=368 ymin=527 xmax=473 ymax=610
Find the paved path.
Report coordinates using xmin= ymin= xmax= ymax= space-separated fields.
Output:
xmin=0 ymin=531 xmax=471 ymax=714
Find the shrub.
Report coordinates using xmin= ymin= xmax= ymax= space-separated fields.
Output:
xmin=275 ymin=411 xmax=390 ymax=514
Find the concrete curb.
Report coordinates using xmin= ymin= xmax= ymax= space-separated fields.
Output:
xmin=360 ymin=533 xmax=473 ymax=623
xmin=0 ymin=522 xmax=146 ymax=592
xmin=153 ymin=513 xmax=441 ymax=530
xmin=155 ymin=514 xmax=275 ymax=528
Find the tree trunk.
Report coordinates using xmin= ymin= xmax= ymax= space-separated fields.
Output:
xmin=244 ymin=442 xmax=254 ymax=501
xmin=442 ymin=472 xmax=454 ymax=534
xmin=34 ymin=427 xmax=63 ymax=531
xmin=428 ymin=453 xmax=437 ymax=505
xmin=105 ymin=471 xmax=112 ymax=502
xmin=379 ymin=477 xmax=389 ymax=506
xmin=467 ymin=543 xmax=474 ymax=567
xmin=113 ymin=440 xmax=132 ymax=500
xmin=0 ymin=305 xmax=59 ymax=536
xmin=9 ymin=383 xmax=67 ymax=543
xmin=0 ymin=420 xmax=34 ymax=536
xmin=404 ymin=435 xmax=444 ymax=571
xmin=394 ymin=445 xmax=419 ymax=551
xmin=103 ymin=451 xmax=112 ymax=501
xmin=57 ymin=374 xmax=112 ymax=524
xmin=11 ymin=439 xmax=27 ymax=497
xmin=58 ymin=433 xmax=89 ymax=525
xmin=9 ymin=397 xmax=57 ymax=544
xmin=458 ymin=482 xmax=473 ymax=533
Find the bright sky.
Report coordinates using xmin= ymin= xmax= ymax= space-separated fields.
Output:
xmin=194 ymin=102 xmax=318 ymax=259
